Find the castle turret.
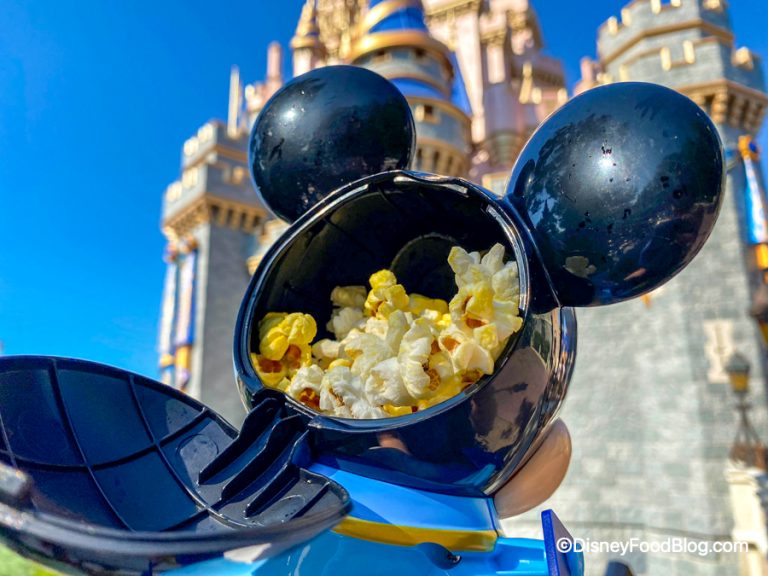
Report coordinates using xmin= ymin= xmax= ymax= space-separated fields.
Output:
xmin=349 ymin=0 xmax=472 ymax=177
xmin=577 ymin=0 xmax=767 ymax=142
xmin=158 ymin=46 xmax=292 ymax=425
xmin=422 ymin=0 xmax=567 ymax=192
xmin=291 ymin=0 xmax=327 ymax=76
xmin=159 ymin=119 xmax=266 ymax=424
xmin=244 ymin=42 xmax=285 ymax=125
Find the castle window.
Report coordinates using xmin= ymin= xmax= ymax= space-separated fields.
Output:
xmin=704 ymin=94 xmax=715 ymax=116
xmin=415 ymin=104 xmax=439 ymax=124
xmin=372 ymin=50 xmax=391 ymax=63
xmin=230 ymin=211 xmax=246 ymax=230
xmin=660 ymin=47 xmax=672 ymax=71
xmin=683 ymin=41 xmax=696 ymax=64
xmin=232 ymin=166 xmax=247 ymax=185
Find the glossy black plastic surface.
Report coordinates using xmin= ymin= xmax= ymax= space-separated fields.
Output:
xmin=0 ymin=356 xmax=349 ymax=575
xmin=249 ymin=65 xmax=416 ymax=223
xmin=505 ymin=82 xmax=724 ymax=306
xmin=235 ymin=171 xmax=576 ymax=496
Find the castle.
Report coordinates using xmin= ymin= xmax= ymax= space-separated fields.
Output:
xmin=158 ymin=1 xmax=768 ymax=573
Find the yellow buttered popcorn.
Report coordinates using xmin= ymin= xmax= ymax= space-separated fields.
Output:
xmin=409 ymin=294 xmax=449 ymax=317
xmin=364 ymin=270 xmax=409 ymax=318
xmin=250 ymin=352 xmax=289 ymax=390
xmin=258 ymin=312 xmax=317 ymax=365
xmin=253 ymin=243 xmax=523 ymax=419
xmin=252 ymin=312 xmax=317 ymax=392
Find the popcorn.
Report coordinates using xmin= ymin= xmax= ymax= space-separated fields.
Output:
xmin=251 ymin=311 xmax=317 ymax=389
xmin=330 ymin=286 xmax=367 ymax=309
xmin=327 ymin=307 xmax=364 ymax=340
xmin=409 ymin=294 xmax=449 ymax=317
xmin=257 ymin=312 xmax=316 ymax=366
xmin=311 ymin=338 xmax=341 ymax=368
xmin=364 ymin=270 xmax=409 ymax=318
xmin=397 ymin=319 xmax=435 ymax=399
xmin=447 ymin=245 xmax=523 ymax=343
xmin=366 ymin=357 xmax=415 ymax=406
xmin=286 ymin=365 xmax=324 ymax=410
xmin=250 ymin=353 xmax=288 ymax=390
xmin=344 ymin=332 xmax=392 ymax=380
xmin=438 ymin=324 xmax=495 ymax=375
xmin=253 ymin=243 xmax=523 ymax=419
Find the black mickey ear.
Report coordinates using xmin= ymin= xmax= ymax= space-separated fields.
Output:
xmin=505 ymin=82 xmax=725 ymax=307
xmin=249 ymin=65 xmax=416 ymax=223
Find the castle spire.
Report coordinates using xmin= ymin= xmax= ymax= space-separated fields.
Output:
xmin=349 ymin=0 xmax=471 ymax=177
xmin=291 ymin=0 xmax=326 ymax=75
xmin=227 ymin=65 xmax=243 ymax=138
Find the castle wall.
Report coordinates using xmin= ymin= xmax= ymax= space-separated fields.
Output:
xmin=197 ymin=222 xmax=252 ymax=427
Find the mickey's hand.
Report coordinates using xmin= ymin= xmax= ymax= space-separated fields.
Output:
xmin=493 ymin=419 xmax=571 ymax=519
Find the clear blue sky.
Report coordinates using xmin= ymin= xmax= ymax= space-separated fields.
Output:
xmin=2 ymin=0 xmax=767 ymax=379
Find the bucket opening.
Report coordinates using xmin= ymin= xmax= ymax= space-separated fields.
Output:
xmin=247 ymin=176 xmax=529 ymax=421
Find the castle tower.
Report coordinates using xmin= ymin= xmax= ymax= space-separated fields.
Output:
xmin=512 ymin=2 xmax=768 ymax=574
xmin=349 ymin=0 xmax=472 ymax=176
xmin=159 ymin=52 xmax=290 ymax=426
xmin=159 ymin=118 xmax=265 ymax=425
xmin=422 ymin=0 xmax=567 ymax=192
xmin=291 ymin=0 xmax=327 ymax=76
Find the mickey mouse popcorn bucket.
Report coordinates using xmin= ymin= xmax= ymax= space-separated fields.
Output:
xmin=235 ymin=66 xmax=723 ymax=494
xmin=0 ymin=66 xmax=723 ymax=575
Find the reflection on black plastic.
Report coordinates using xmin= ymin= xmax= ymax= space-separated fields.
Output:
xmin=0 ymin=356 xmax=350 ymax=575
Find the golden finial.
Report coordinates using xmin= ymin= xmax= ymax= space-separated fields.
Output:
xmin=292 ymin=0 xmax=323 ymax=50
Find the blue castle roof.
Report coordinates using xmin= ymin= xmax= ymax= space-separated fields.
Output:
xmin=369 ymin=7 xmax=429 ymax=35
xmin=356 ymin=0 xmax=471 ymax=115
